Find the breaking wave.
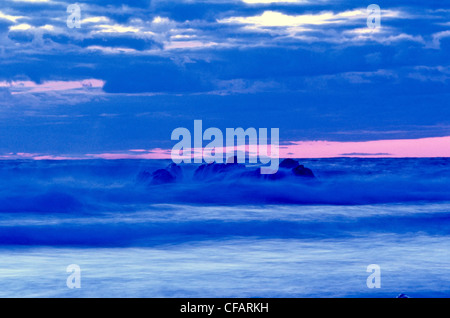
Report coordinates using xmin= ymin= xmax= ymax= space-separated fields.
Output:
xmin=0 ymin=158 xmax=448 ymax=246
xmin=0 ymin=158 xmax=449 ymax=209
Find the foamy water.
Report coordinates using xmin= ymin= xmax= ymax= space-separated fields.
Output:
xmin=0 ymin=159 xmax=449 ymax=297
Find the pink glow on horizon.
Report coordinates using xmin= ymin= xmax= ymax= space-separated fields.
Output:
xmin=280 ymin=136 xmax=450 ymax=158
xmin=165 ymin=135 xmax=450 ymax=159
xmin=2 ymin=136 xmax=450 ymax=160
xmin=32 ymin=155 xmax=80 ymax=160
xmin=88 ymin=148 xmax=171 ymax=160
xmin=0 ymin=79 xmax=105 ymax=94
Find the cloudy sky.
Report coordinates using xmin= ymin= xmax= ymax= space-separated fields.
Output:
xmin=0 ymin=0 xmax=449 ymax=159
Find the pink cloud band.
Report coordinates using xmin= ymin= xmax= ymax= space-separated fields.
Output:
xmin=2 ymin=136 xmax=449 ymax=160
xmin=0 ymin=79 xmax=105 ymax=94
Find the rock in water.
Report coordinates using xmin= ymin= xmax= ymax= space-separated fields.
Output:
xmin=166 ymin=163 xmax=182 ymax=179
xmin=194 ymin=161 xmax=246 ymax=180
xmin=279 ymin=158 xmax=300 ymax=169
xmin=292 ymin=164 xmax=315 ymax=178
xmin=151 ymin=169 xmax=176 ymax=184
xmin=279 ymin=159 xmax=315 ymax=179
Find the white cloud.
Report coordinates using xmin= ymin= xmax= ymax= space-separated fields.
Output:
xmin=12 ymin=0 xmax=51 ymax=2
xmin=82 ymin=16 xmax=111 ymax=24
xmin=40 ymin=24 xmax=54 ymax=31
xmin=219 ymin=10 xmax=367 ymax=28
xmin=408 ymin=65 xmax=450 ymax=82
xmin=86 ymin=46 xmax=139 ymax=54
xmin=164 ymin=40 xmax=218 ymax=50
xmin=171 ymin=34 xmax=196 ymax=40
xmin=219 ymin=9 xmax=403 ymax=28
xmin=0 ymin=11 xmax=24 ymax=23
xmin=94 ymin=24 xmax=141 ymax=34
xmin=150 ymin=16 xmax=177 ymax=33
xmin=9 ymin=23 xmax=32 ymax=31
xmin=152 ymin=16 xmax=171 ymax=24
xmin=219 ymin=10 xmax=338 ymax=27
xmin=216 ymin=8 xmax=419 ymax=47
xmin=9 ymin=23 xmax=58 ymax=33
xmin=430 ymin=30 xmax=450 ymax=49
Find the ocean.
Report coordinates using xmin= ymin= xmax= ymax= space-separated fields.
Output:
xmin=0 ymin=158 xmax=449 ymax=297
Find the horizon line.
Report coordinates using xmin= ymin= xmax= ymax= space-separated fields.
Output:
xmin=1 ymin=135 xmax=449 ymax=160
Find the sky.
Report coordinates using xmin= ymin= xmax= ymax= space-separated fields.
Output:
xmin=0 ymin=0 xmax=449 ymax=159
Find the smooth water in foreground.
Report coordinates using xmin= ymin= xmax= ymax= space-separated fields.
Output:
xmin=0 ymin=158 xmax=449 ymax=297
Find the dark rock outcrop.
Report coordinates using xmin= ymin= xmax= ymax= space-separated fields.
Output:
xmin=292 ymin=164 xmax=315 ymax=178
xmin=138 ymin=163 xmax=182 ymax=185
xmin=279 ymin=159 xmax=315 ymax=178
xmin=194 ymin=161 xmax=246 ymax=180
xmin=139 ymin=159 xmax=315 ymax=185
xmin=279 ymin=158 xmax=300 ymax=169
xmin=166 ymin=163 xmax=182 ymax=180
xmin=151 ymin=169 xmax=176 ymax=184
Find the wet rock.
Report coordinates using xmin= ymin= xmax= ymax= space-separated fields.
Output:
xmin=279 ymin=158 xmax=300 ymax=169
xmin=194 ymin=161 xmax=246 ymax=180
xmin=151 ymin=169 xmax=176 ymax=184
xmin=292 ymin=165 xmax=315 ymax=178
xmin=166 ymin=163 xmax=182 ymax=179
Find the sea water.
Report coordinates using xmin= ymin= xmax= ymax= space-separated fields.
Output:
xmin=0 ymin=158 xmax=449 ymax=297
